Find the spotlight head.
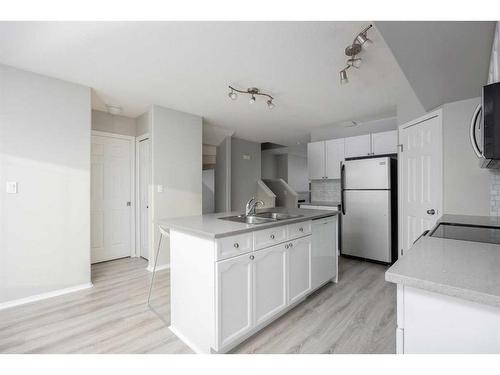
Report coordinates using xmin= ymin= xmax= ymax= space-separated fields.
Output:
xmin=228 ymin=90 xmax=238 ymax=100
xmin=249 ymin=95 xmax=256 ymax=104
xmin=267 ymin=99 xmax=275 ymax=109
xmin=347 ymin=58 xmax=362 ymax=68
xmin=340 ymin=69 xmax=349 ymax=85
xmin=356 ymin=33 xmax=372 ymax=47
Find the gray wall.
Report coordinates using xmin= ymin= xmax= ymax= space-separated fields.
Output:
xmin=91 ymin=109 xmax=136 ymax=136
xmin=151 ymin=105 xmax=202 ymax=266
xmin=311 ymin=117 xmax=397 ymax=141
xmin=287 ymin=154 xmax=309 ymax=193
xmin=0 ymin=64 xmax=91 ymax=306
xmin=202 ymin=169 xmax=215 ymax=214
xmin=215 ymin=136 xmax=231 ymax=213
xmin=442 ymin=97 xmax=491 ymax=216
xmin=231 ymin=137 xmax=261 ymax=212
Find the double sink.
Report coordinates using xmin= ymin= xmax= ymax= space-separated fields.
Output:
xmin=220 ymin=211 xmax=303 ymax=225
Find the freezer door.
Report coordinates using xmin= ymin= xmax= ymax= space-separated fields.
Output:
xmin=341 ymin=190 xmax=391 ymax=263
xmin=344 ymin=157 xmax=391 ymax=190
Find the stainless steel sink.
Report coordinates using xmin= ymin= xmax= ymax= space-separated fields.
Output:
xmin=255 ymin=212 xmax=302 ymax=220
xmin=219 ymin=215 xmax=275 ymax=224
xmin=219 ymin=212 xmax=303 ymax=225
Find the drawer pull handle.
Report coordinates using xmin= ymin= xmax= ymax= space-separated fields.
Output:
xmin=270 ymin=234 xmax=275 ymax=239
xmin=299 ymin=227 xmax=303 ymax=232
xmin=233 ymin=243 xmax=239 ymax=248
xmin=249 ymin=255 xmax=254 ymax=260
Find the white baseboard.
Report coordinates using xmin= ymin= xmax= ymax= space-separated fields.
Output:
xmin=146 ymin=263 xmax=170 ymax=273
xmin=169 ymin=325 xmax=207 ymax=354
xmin=0 ymin=282 xmax=94 ymax=311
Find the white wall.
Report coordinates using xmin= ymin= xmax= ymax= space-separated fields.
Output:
xmin=91 ymin=109 xmax=136 ymax=136
xmin=442 ymin=97 xmax=491 ymax=216
xmin=151 ymin=105 xmax=202 ymax=267
xmin=0 ymin=64 xmax=91 ymax=306
xmin=310 ymin=117 xmax=398 ymax=141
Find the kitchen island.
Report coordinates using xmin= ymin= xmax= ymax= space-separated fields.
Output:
xmin=159 ymin=208 xmax=339 ymax=353
xmin=386 ymin=214 xmax=500 ymax=354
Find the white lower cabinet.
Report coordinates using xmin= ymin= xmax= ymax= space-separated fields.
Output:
xmin=170 ymin=218 xmax=337 ymax=354
xmin=287 ymin=237 xmax=312 ymax=304
xmin=253 ymin=244 xmax=287 ymax=326
xmin=215 ymin=253 xmax=253 ymax=349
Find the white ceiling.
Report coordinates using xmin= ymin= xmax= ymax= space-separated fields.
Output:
xmin=0 ymin=21 xmax=408 ymax=145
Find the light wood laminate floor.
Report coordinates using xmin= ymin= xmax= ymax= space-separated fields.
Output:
xmin=0 ymin=256 xmax=395 ymax=354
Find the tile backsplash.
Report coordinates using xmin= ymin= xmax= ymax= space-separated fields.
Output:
xmin=491 ymin=171 xmax=500 ymax=216
xmin=310 ymin=179 xmax=341 ymax=203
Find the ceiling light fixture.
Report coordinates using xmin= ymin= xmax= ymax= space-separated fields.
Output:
xmin=339 ymin=24 xmax=374 ymax=85
xmin=228 ymin=86 xmax=275 ymax=109
xmin=228 ymin=88 xmax=238 ymax=100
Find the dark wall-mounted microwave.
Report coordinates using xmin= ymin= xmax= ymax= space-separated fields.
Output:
xmin=470 ymin=81 xmax=500 ymax=168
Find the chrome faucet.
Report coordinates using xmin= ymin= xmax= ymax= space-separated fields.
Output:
xmin=245 ymin=197 xmax=264 ymax=216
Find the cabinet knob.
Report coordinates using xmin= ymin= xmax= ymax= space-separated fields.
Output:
xmin=249 ymin=255 xmax=254 ymax=260
xmin=270 ymin=234 xmax=275 ymax=239
xmin=289 ymin=242 xmax=293 ymax=247
xmin=299 ymin=227 xmax=303 ymax=232
xmin=285 ymin=244 xmax=289 ymax=249
xmin=233 ymin=243 xmax=239 ymax=248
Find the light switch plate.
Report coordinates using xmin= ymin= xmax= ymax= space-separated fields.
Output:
xmin=6 ymin=181 xmax=18 ymax=194
xmin=243 ymin=154 xmax=251 ymax=160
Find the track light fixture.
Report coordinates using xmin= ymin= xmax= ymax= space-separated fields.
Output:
xmin=228 ymin=86 xmax=275 ymax=109
xmin=339 ymin=24 xmax=373 ymax=85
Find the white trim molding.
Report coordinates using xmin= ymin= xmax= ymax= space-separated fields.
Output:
xmin=146 ymin=263 xmax=170 ymax=273
xmin=0 ymin=283 xmax=93 ymax=311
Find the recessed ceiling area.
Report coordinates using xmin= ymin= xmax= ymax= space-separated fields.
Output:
xmin=0 ymin=21 xmax=410 ymax=145
xmin=376 ymin=21 xmax=496 ymax=111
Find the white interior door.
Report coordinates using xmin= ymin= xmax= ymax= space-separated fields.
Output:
xmin=400 ymin=111 xmax=443 ymax=257
xmin=91 ymin=134 xmax=133 ymax=264
xmin=138 ymin=138 xmax=151 ymax=259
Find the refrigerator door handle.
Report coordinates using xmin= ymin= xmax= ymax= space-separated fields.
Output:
xmin=341 ymin=163 xmax=345 ymax=215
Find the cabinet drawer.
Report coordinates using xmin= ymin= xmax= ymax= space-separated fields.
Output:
xmin=254 ymin=226 xmax=287 ymax=250
xmin=216 ymin=233 xmax=253 ymax=261
xmin=287 ymin=221 xmax=312 ymax=240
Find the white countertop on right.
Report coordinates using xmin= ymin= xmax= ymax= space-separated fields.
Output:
xmin=386 ymin=216 xmax=500 ymax=307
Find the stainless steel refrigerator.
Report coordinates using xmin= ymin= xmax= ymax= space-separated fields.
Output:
xmin=340 ymin=156 xmax=396 ymax=263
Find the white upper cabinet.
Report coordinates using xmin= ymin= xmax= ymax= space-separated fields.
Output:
xmin=325 ymin=138 xmax=345 ymax=179
xmin=307 ymin=141 xmax=326 ymax=180
xmin=344 ymin=134 xmax=372 ymax=158
xmin=371 ymin=130 xmax=398 ymax=155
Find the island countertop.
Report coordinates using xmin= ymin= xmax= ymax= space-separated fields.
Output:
xmin=385 ymin=214 xmax=500 ymax=308
xmin=158 ymin=207 xmax=339 ymax=239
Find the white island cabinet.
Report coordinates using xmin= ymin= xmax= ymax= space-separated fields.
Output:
xmin=167 ymin=212 xmax=338 ymax=354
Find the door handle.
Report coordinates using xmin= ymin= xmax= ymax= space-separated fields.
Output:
xmin=340 ymin=163 xmax=346 ymax=215
xmin=426 ymin=209 xmax=435 ymax=215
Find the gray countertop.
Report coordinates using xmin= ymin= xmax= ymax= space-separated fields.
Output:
xmin=386 ymin=214 xmax=500 ymax=307
xmin=158 ymin=207 xmax=339 ymax=239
